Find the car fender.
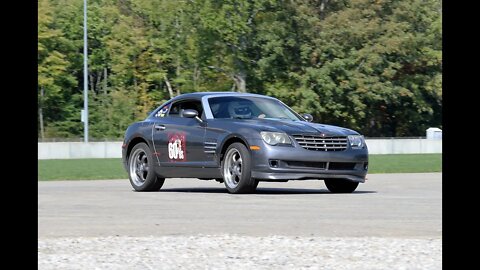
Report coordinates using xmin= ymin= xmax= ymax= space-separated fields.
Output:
xmin=124 ymin=121 xmax=155 ymax=157
xmin=216 ymin=133 xmax=253 ymax=162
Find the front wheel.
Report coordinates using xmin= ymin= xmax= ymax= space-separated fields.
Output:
xmin=222 ymin=143 xmax=257 ymax=194
xmin=324 ymin=179 xmax=359 ymax=193
xmin=128 ymin=142 xmax=165 ymax=191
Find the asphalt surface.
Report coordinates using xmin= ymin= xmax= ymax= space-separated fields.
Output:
xmin=38 ymin=173 xmax=441 ymax=239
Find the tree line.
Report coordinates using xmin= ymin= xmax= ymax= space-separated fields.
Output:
xmin=38 ymin=0 xmax=442 ymax=139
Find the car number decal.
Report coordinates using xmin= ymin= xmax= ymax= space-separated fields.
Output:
xmin=167 ymin=133 xmax=187 ymax=161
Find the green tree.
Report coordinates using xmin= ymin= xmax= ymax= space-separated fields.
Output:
xmin=197 ymin=0 xmax=270 ymax=92
xmin=38 ymin=0 xmax=442 ymax=138
xmin=38 ymin=0 xmax=79 ymax=139
xmin=280 ymin=0 xmax=442 ymax=136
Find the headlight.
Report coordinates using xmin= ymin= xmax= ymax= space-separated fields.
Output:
xmin=260 ymin=132 xmax=292 ymax=146
xmin=348 ymin=135 xmax=365 ymax=148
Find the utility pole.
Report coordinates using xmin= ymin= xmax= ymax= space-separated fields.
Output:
xmin=83 ymin=0 xmax=89 ymax=142
xmin=39 ymin=87 xmax=45 ymax=140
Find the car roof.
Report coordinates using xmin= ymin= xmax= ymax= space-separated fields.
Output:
xmin=148 ymin=92 xmax=282 ymax=119
xmin=170 ymin=92 xmax=271 ymax=101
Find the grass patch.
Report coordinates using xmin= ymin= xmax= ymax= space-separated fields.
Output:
xmin=368 ymin=154 xmax=442 ymax=173
xmin=38 ymin=158 xmax=127 ymax=181
xmin=38 ymin=154 xmax=441 ymax=181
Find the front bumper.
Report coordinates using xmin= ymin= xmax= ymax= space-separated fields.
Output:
xmin=248 ymin=139 xmax=368 ymax=183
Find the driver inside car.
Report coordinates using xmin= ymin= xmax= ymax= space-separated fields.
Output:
xmin=228 ymin=101 xmax=266 ymax=119
xmin=228 ymin=101 xmax=253 ymax=119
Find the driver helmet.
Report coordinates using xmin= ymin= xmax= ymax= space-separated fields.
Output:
xmin=228 ymin=101 xmax=252 ymax=118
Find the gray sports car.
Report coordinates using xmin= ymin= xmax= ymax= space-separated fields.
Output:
xmin=122 ymin=92 xmax=368 ymax=194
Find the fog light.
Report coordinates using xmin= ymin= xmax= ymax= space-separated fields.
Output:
xmin=269 ymin=160 xmax=279 ymax=168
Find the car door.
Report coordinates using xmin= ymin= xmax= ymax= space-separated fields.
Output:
xmin=202 ymin=101 xmax=232 ymax=167
xmin=151 ymin=99 xmax=206 ymax=168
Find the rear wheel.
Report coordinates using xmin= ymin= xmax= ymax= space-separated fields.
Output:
xmin=128 ymin=143 xmax=165 ymax=191
xmin=222 ymin=143 xmax=257 ymax=194
xmin=324 ymin=179 xmax=359 ymax=193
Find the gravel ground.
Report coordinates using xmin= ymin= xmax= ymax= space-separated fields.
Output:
xmin=38 ymin=235 xmax=441 ymax=269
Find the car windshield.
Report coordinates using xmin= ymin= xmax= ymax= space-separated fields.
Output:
xmin=208 ymin=96 xmax=303 ymax=121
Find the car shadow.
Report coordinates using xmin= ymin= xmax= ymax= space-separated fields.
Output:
xmin=158 ymin=187 xmax=377 ymax=195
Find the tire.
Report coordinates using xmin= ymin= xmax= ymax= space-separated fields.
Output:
xmin=222 ymin=142 xmax=257 ymax=194
xmin=324 ymin=178 xmax=359 ymax=193
xmin=128 ymin=142 xmax=165 ymax=191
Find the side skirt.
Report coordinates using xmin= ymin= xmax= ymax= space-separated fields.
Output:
xmin=154 ymin=166 xmax=222 ymax=178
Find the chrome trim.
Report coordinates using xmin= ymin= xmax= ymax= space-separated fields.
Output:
xmin=204 ymin=141 xmax=217 ymax=154
xmin=292 ymin=134 xmax=348 ymax=151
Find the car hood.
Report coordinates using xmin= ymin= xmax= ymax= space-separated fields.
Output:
xmin=227 ymin=118 xmax=359 ymax=136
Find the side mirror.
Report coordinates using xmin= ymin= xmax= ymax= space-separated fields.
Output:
xmin=182 ymin=109 xmax=203 ymax=123
xmin=182 ymin=109 xmax=198 ymax=118
xmin=302 ymin=113 xmax=313 ymax=122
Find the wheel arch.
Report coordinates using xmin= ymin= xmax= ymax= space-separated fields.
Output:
xmin=126 ymin=137 xmax=149 ymax=160
xmin=218 ymin=135 xmax=250 ymax=164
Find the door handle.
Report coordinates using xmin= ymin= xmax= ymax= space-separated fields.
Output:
xmin=154 ymin=124 xmax=166 ymax=131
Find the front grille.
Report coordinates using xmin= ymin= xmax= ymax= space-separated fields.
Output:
xmin=292 ymin=134 xmax=348 ymax=151
xmin=285 ymin=161 xmax=327 ymax=169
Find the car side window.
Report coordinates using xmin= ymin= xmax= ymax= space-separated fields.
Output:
xmin=168 ymin=100 xmax=204 ymax=118
xmin=154 ymin=103 xmax=170 ymax=118
xmin=169 ymin=102 xmax=181 ymax=117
